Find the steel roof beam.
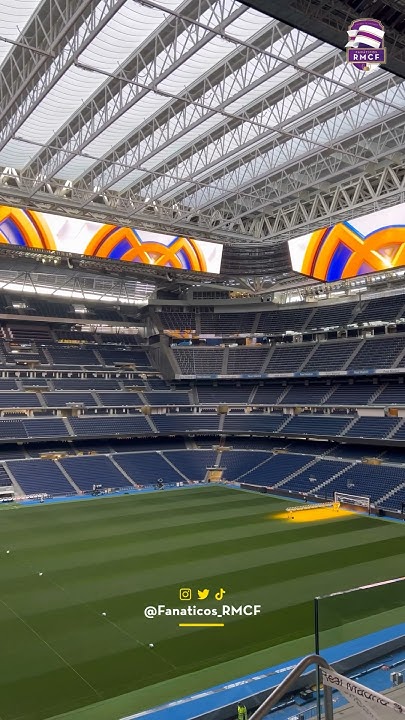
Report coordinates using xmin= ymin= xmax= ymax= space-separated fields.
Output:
xmin=132 ymin=74 xmax=401 ymax=205
xmin=0 ymin=0 xmax=128 ymax=152
xmin=23 ymin=0 xmax=247 ymax=186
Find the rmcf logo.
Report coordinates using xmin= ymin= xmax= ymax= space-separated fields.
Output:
xmin=346 ymin=19 xmax=386 ymax=71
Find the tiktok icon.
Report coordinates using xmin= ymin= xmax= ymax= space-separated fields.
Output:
xmin=215 ymin=588 xmax=226 ymax=601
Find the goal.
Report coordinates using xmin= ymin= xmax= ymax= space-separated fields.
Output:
xmin=334 ymin=492 xmax=370 ymax=514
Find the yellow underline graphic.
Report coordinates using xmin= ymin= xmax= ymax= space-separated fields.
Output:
xmin=178 ymin=623 xmax=224 ymax=627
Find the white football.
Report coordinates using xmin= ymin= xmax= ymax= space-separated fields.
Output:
xmin=102 ymin=612 xmax=106 ymax=616
xmin=6 ymin=550 xmax=9 ymax=554
xmin=39 ymin=572 xmax=43 ymax=576
xmin=149 ymin=643 xmax=154 ymax=648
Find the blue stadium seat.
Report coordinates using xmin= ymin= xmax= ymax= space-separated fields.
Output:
xmin=60 ymin=456 xmax=132 ymax=491
xmin=113 ymin=452 xmax=185 ymax=486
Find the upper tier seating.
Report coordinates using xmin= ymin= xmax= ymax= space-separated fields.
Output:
xmin=97 ymin=392 xmax=142 ymax=406
xmin=223 ymin=413 xmax=285 ymax=433
xmin=326 ymin=383 xmax=378 ymax=406
xmin=152 ymin=414 xmax=219 ymax=433
xmin=266 ymin=345 xmax=312 ymax=373
xmin=0 ymin=379 xmax=18 ymax=389
xmin=344 ymin=416 xmax=399 ymax=438
xmin=196 ymin=386 xmax=252 ymax=404
xmin=45 ymin=346 xmax=100 ymax=365
xmin=252 ymin=386 xmax=285 ymax=404
xmin=42 ymin=392 xmax=97 ymax=407
xmin=361 ymin=295 xmax=405 ymax=322
xmin=147 ymin=378 xmax=170 ymax=389
xmin=307 ymin=303 xmax=356 ymax=330
xmin=373 ymin=383 xmax=405 ymax=405
xmin=281 ymin=384 xmax=330 ymax=405
xmin=200 ymin=313 xmax=256 ymax=334
xmin=96 ymin=348 xmax=151 ymax=368
xmin=302 ymin=340 xmax=360 ymax=371
xmin=173 ymin=348 xmax=224 ymax=374
xmin=0 ymin=392 xmax=41 ymax=408
xmin=69 ymin=415 xmax=151 ymax=436
xmin=347 ymin=336 xmax=405 ymax=370
xmin=227 ymin=348 xmax=269 ymax=373
xmin=95 ymin=334 xmax=140 ymax=345
xmin=144 ymin=391 xmax=190 ymax=406
xmin=256 ymin=308 xmax=313 ymax=334
xmin=284 ymin=414 xmax=352 ymax=436
xmin=160 ymin=312 xmax=196 ymax=331
xmin=52 ymin=378 xmax=121 ymax=390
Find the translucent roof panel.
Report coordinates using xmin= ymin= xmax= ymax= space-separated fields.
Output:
xmin=18 ymin=65 xmax=106 ymax=147
xmin=0 ymin=138 xmax=41 ymax=168
xmin=141 ymin=64 xmax=397 ymax=202
xmin=0 ymin=0 xmax=43 ymax=64
xmin=0 ymin=0 xmax=403 ymax=249
xmin=78 ymin=1 xmax=179 ymax=73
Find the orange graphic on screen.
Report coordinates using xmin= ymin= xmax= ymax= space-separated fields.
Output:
xmin=301 ymin=222 xmax=405 ymax=281
xmin=0 ymin=206 xmax=56 ymax=250
xmin=85 ymin=225 xmax=207 ymax=272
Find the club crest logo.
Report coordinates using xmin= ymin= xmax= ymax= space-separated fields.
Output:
xmin=346 ymin=19 xmax=386 ymax=71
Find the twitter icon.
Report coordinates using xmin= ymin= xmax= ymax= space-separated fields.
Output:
xmin=197 ymin=589 xmax=210 ymax=600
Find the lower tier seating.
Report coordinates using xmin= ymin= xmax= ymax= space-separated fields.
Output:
xmin=2 ymin=445 xmax=405 ymax=511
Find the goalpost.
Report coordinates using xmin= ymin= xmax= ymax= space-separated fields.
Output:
xmin=334 ymin=491 xmax=371 ymax=514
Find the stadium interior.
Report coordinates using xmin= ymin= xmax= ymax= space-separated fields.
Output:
xmin=0 ymin=1 xmax=405 ymax=720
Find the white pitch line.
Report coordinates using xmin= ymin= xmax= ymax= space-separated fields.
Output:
xmin=0 ymin=597 xmax=103 ymax=700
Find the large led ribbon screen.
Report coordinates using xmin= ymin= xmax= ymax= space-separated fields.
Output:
xmin=0 ymin=205 xmax=223 ymax=274
xmin=288 ymin=201 xmax=405 ymax=282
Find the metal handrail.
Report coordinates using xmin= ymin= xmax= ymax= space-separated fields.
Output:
xmin=249 ymin=654 xmax=334 ymax=720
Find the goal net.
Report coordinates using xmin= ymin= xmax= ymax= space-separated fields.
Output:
xmin=334 ymin=492 xmax=370 ymax=514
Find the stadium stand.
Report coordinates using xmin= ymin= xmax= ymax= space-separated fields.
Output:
xmin=283 ymin=414 xmax=353 ymax=436
xmin=227 ymin=347 xmax=269 ymax=372
xmin=200 ymin=312 xmax=257 ymax=334
xmin=344 ymin=416 xmax=400 ymax=439
xmin=326 ymin=382 xmax=379 ymax=406
xmin=302 ymin=340 xmax=361 ymax=371
xmin=197 ymin=386 xmax=252 ymax=404
xmin=266 ymin=344 xmax=313 ymax=373
xmin=173 ymin=347 xmax=224 ymax=374
xmin=166 ymin=450 xmax=217 ymax=481
xmin=113 ymin=452 xmax=185 ymax=486
xmin=59 ymin=456 xmax=132 ymax=491
xmin=7 ymin=459 xmax=76 ymax=496
xmin=307 ymin=303 xmax=356 ymax=329
xmin=280 ymin=458 xmax=352 ymax=494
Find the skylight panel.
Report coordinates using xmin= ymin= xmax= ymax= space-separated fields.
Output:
xmin=0 ymin=0 xmax=43 ymax=65
xmin=18 ymin=65 xmax=106 ymax=145
xmin=78 ymin=0 xmax=172 ymax=73
xmin=0 ymin=138 xmax=40 ymax=168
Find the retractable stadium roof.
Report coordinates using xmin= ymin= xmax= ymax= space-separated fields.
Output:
xmin=0 ymin=0 xmax=404 ymax=286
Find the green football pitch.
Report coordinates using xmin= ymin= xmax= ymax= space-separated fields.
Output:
xmin=0 ymin=485 xmax=404 ymax=720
